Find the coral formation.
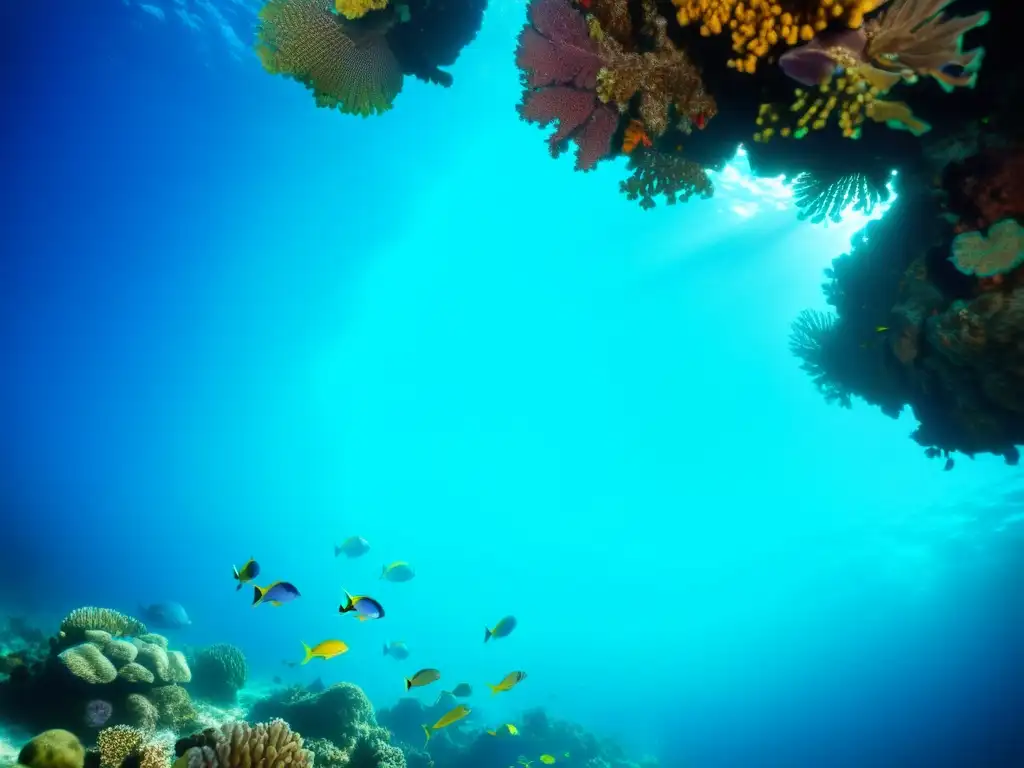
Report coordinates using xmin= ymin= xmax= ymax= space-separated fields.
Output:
xmin=190 ymin=645 xmax=247 ymax=705
xmin=175 ymin=720 xmax=313 ymax=768
xmin=17 ymin=730 xmax=85 ymax=768
xmin=59 ymin=610 xmax=146 ymax=647
xmin=256 ymin=0 xmax=404 ymax=116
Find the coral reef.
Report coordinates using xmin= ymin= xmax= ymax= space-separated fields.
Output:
xmin=189 ymin=645 xmax=247 ymax=705
xmin=175 ymin=720 xmax=313 ymax=768
xmin=0 ymin=608 xmax=199 ymax=739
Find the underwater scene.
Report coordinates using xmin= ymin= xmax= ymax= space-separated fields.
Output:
xmin=3 ymin=0 xmax=1024 ymax=766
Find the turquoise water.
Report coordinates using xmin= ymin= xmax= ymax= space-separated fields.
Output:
xmin=4 ymin=0 xmax=1024 ymax=765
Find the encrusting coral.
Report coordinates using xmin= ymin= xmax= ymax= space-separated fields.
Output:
xmin=256 ymin=0 xmax=404 ymax=116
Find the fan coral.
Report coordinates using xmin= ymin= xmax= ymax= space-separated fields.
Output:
xmin=18 ymin=730 xmax=85 ymax=768
xmin=672 ymin=0 xmax=886 ymax=73
xmin=950 ymin=219 xmax=1024 ymax=277
xmin=59 ymin=609 xmax=146 ymax=644
xmin=596 ymin=13 xmax=716 ymax=137
xmin=335 ymin=0 xmax=389 ymax=20
xmin=515 ymin=0 xmax=619 ymax=170
xmin=256 ymin=0 xmax=404 ymax=117
xmin=864 ymin=0 xmax=989 ymax=90
xmin=620 ymin=149 xmax=712 ymax=208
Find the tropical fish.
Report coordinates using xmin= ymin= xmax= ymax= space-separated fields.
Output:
xmin=252 ymin=581 xmax=301 ymax=607
xmin=405 ymin=668 xmax=441 ymax=690
xmin=138 ymin=602 xmax=191 ymax=629
xmin=383 ymin=641 xmax=410 ymax=660
xmin=339 ymin=591 xmax=385 ymax=620
xmin=232 ymin=558 xmax=260 ymax=591
xmin=335 ymin=536 xmax=370 ymax=558
xmin=381 ymin=562 xmax=416 ymax=582
xmin=489 ymin=671 xmax=527 ymax=695
xmin=487 ymin=723 xmax=519 ymax=737
xmin=622 ymin=119 xmax=652 ymax=154
xmin=301 ymin=639 xmax=348 ymax=664
xmin=540 ymin=756 xmax=556 ymax=765
xmin=944 ymin=457 xmax=955 ymax=471
xmin=422 ymin=705 xmax=471 ymax=744
xmin=448 ymin=683 xmax=472 ymax=698
xmin=485 ymin=616 xmax=517 ymax=643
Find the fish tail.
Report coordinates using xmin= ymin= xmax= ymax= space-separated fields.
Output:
xmin=383 ymin=643 xmax=389 ymax=656
xmin=334 ymin=545 xmax=342 ymax=557
xmin=488 ymin=684 xmax=500 ymax=696
xmin=380 ymin=565 xmax=387 ymax=579
xmin=484 ymin=627 xmax=492 ymax=643
xmin=301 ymin=642 xmax=313 ymax=665
xmin=252 ymin=585 xmax=265 ymax=607
xmin=405 ymin=678 xmax=413 ymax=691
xmin=422 ymin=725 xmax=432 ymax=746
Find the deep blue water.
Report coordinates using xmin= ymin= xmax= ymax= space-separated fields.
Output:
xmin=3 ymin=0 xmax=1024 ymax=766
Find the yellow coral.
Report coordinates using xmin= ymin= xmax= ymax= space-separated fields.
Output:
xmin=334 ymin=0 xmax=388 ymax=19
xmin=97 ymin=726 xmax=145 ymax=768
xmin=18 ymin=731 xmax=85 ymax=768
xmin=672 ymin=0 xmax=886 ymax=72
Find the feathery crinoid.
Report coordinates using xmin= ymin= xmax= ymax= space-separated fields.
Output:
xmin=865 ymin=0 xmax=989 ymax=90
xmin=256 ymin=0 xmax=403 ymax=116
xmin=793 ymin=170 xmax=892 ymax=224
xmin=789 ymin=309 xmax=852 ymax=407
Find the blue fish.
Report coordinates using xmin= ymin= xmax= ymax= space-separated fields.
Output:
xmin=138 ymin=602 xmax=191 ymax=629
xmin=253 ymin=581 xmax=301 ymax=607
xmin=339 ymin=590 xmax=385 ymax=620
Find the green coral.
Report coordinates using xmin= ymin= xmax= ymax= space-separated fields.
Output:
xmin=17 ymin=730 xmax=85 ymax=768
xmin=58 ymin=608 xmax=146 ymax=644
xmin=191 ymin=644 xmax=247 ymax=703
xmin=951 ymin=218 xmax=1024 ymax=277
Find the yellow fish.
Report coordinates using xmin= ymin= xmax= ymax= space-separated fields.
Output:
xmin=422 ymin=704 xmax=471 ymax=744
xmin=540 ymin=756 xmax=556 ymax=765
xmin=487 ymin=723 xmax=519 ymax=737
xmin=489 ymin=670 xmax=527 ymax=695
xmin=232 ymin=558 xmax=260 ymax=591
xmin=301 ymin=639 xmax=348 ymax=664
xmin=405 ymin=668 xmax=441 ymax=690
xmin=380 ymin=561 xmax=416 ymax=582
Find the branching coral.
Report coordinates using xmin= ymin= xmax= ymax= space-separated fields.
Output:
xmin=620 ymin=149 xmax=712 ymax=208
xmin=178 ymin=720 xmax=313 ymax=768
xmin=59 ymin=609 xmax=146 ymax=644
xmin=672 ymin=0 xmax=886 ymax=73
xmin=515 ymin=0 xmax=619 ymax=170
xmin=97 ymin=726 xmax=146 ymax=768
xmin=596 ymin=13 xmax=716 ymax=138
xmin=793 ymin=170 xmax=891 ymax=223
xmin=950 ymin=219 xmax=1024 ymax=277
xmin=864 ymin=0 xmax=989 ymax=90
xmin=256 ymin=0 xmax=403 ymax=117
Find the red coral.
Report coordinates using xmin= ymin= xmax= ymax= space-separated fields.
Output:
xmin=515 ymin=0 xmax=617 ymax=171
xmin=942 ymin=147 xmax=1024 ymax=230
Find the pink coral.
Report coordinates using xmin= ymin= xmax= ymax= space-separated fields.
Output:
xmin=515 ymin=0 xmax=617 ymax=171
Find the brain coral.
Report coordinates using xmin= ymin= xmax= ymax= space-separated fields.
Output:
xmin=17 ymin=730 xmax=85 ymax=768
xmin=58 ymin=644 xmax=117 ymax=685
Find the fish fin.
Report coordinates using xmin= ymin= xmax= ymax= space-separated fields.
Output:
xmin=380 ymin=565 xmax=387 ymax=579
xmin=252 ymin=585 xmax=265 ymax=607
xmin=236 ymin=583 xmax=243 ymax=591
xmin=270 ymin=601 xmax=283 ymax=607
xmin=484 ymin=627 xmax=492 ymax=643
xmin=422 ymin=725 xmax=432 ymax=746
xmin=489 ymin=684 xmax=500 ymax=696
xmin=301 ymin=642 xmax=313 ymax=665
xmin=233 ymin=565 xmax=239 ymax=580
xmin=358 ymin=615 xmax=369 ymax=622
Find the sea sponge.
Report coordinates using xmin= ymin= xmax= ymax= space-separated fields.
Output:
xmin=96 ymin=726 xmax=145 ymax=768
xmin=17 ymin=730 xmax=85 ymax=768
xmin=126 ymin=693 xmax=160 ymax=731
xmin=951 ymin=219 xmax=1024 ymax=277
xmin=118 ymin=662 xmax=156 ymax=684
xmin=191 ymin=644 xmax=246 ymax=703
xmin=59 ymin=608 xmax=146 ymax=643
xmin=148 ymin=685 xmax=198 ymax=730
xmin=103 ymin=639 xmax=139 ymax=666
xmin=58 ymin=643 xmax=118 ymax=684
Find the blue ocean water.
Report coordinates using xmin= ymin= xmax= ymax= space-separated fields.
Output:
xmin=3 ymin=0 xmax=1024 ymax=766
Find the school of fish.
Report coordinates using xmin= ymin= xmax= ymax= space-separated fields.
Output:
xmin=233 ymin=539 xmax=567 ymax=765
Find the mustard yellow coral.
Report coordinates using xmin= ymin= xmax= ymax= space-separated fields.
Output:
xmin=334 ymin=0 xmax=388 ymax=20
xmin=672 ymin=0 xmax=887 ymax=73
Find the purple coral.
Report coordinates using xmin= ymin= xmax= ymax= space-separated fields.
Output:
xmin=515 ymin=0 xmax=617 ymax=171
xmin=85 ymin=699 xmax=113 ymax=728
